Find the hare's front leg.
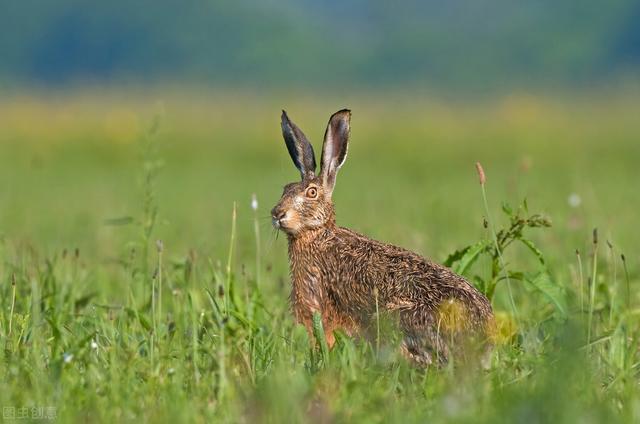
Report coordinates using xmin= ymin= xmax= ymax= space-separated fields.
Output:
xmin=293 ymin=304 xmax=339 ymax=349
xmin=399 ymin=309 xmax=450 ymax=366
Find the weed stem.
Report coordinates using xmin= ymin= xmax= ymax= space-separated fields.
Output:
xmin=587 ymin=228 xmax=598 ymax=345
xmin=8 ymin=273 xmax=16 ymax=337
xmin=479 ymin=175 xmax=518 ymax=320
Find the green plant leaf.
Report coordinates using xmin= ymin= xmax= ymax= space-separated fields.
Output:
xmin=104 ymin=216 xmax=134 ymax=226
xmin=453 ymin=240 xmax=488 ymax=275
xmin=502 ymin=271 xmax=524 ymax=281
xmin=45 ymin=316 xmax=62 ymax=341
xmin=502 ymin=202 xmax=513 ymax=216
xmin=74 ymin=292 xmax=97 ymax=311
xmin=312 ymin=311 xmax=329 ymax=364
xmin=472 ymin=275 xmax=486 ymax=293
xmin=525 ymin=271 xmax=567 ymax=318
xmin=520 ymin=238 xmax=546 ymax=265
xmin=138 ymin=313 xmax=152 ymax=332
xmin=443 ymin=245 xmax=470 ymax=267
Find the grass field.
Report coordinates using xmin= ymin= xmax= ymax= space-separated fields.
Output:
xmin=0 ymin=88 xmax=639 ymax=422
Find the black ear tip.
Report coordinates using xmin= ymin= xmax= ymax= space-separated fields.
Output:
xmin=281 ymin=111 xmax=293 ymax=129
xmin=281 ymin=109 xmax=289 ymax=121
xmin=332 ymin=109 xmax=351 ymax=120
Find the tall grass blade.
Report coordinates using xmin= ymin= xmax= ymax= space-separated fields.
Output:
xmin=312 ymin=312 xmax=329 ymax=365
xmin=587 ymin=228 xmax=599 ymax=345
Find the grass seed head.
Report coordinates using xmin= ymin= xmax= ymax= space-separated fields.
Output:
xmin=475 ymin=162 xmax=486 ymax=185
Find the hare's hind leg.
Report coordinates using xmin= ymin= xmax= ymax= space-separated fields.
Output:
xmin=399 ymin=310 xmax=449 ymax=366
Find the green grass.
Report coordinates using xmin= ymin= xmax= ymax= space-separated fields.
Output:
xmin=0 ymin=88 xmax=639 ymax=423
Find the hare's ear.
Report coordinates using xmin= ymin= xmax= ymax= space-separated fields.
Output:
xmin=281 ymin=110 xmax=316 ymax=179
xmin=320 ymin=109 xmax=351 ymax=194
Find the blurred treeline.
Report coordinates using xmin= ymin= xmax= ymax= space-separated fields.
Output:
xmin=1 ymin=0 xmax=639 ymax=88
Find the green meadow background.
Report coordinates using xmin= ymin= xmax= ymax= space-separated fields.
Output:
xmin=3 ymin=89 xmax=639 ymax=257
xmin=2 ymin=1 xmax=640 ymax=422
xmin=2 ymin=89 xmax=639 ymax=263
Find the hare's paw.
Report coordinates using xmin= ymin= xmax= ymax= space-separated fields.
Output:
xmin=400 ymin=340 xmax=434 ymax=366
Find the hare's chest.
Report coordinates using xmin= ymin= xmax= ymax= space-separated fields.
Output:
xmin=290 ymin=260 xmax=325 ymax=314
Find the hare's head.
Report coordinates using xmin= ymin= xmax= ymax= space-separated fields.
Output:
xmin=271 ymin=109 xmax=351 ymax=237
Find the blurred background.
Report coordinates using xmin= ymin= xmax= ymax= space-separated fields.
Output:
xmin=0 ymin=0 xmax=639 ymax=272
xmin=2 ymin=0 xmax=640 ymax=89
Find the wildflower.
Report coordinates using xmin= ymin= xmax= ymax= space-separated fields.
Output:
xmin=90 ymin=339 xmax=98 ymax=350
xmin=63 ymin=353 xmax=74 ymax=364
xmin=251 ymin=193 xmax=258 ymax=211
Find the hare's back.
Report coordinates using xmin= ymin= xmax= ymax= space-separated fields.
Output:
xmin=332 ymin=227 xmax=492 ymax=320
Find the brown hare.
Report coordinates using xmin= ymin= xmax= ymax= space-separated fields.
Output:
xmin=271 ymin=109 xmax=494 ymax=365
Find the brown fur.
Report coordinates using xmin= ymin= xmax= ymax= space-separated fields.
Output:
xmin=272 ymin=110 xmax=493 ymax=365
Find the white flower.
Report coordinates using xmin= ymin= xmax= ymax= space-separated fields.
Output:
xmin=90 ymin=340 xmax=98 ymax=350
xmin=63 ymin=353 xmax=74 ymax=363
xmin=568 ymin=193 xmax=582 ymax=208
xmin=251 ymin=194 xmax=258 ymax=211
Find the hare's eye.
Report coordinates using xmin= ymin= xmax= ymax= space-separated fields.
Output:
xmin=306 ymin=187 xmax=318 ymax=198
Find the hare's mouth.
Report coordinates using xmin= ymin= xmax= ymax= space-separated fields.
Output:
xmin=272 ymin=218 xmax=294 ymax=233
xmin=271 ymin=211 xmax=288 ymax=231
xmin=271 ymin=211 xmax=299 ymax=235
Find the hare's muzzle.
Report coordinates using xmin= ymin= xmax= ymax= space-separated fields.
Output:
xmin=271 ymin=207 xmax=286 ymax=229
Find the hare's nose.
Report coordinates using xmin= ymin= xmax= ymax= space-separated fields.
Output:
xmin=271 ymin=208 xmax=286 ymax=227
xmin=271 ymin=208 xmax=286 ymax=221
